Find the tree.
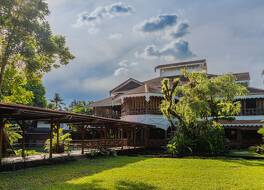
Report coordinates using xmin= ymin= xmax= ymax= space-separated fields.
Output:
xmin=49 ymin=93 xmax=65 ymax=110
xmin=68 ymin=100 xmax=93 ymax=115
xmin=0 ymin=0 xmax=74 ymax=99
xmin=25 ymin=75 xmax=47 ymax=107
xmin=161 ymin=70 xmax=247 ymax=155
xmin=2 ymin=65 xmax=33 ymax=104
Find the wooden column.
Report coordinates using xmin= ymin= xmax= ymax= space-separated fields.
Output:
xmin=0 ymin=118 xmax=4 ymax=164
xmin=21 ymin=125 xmax=26 ymax=159
xmin=237 ymin=129 xmax=242 ymax=149
xmin=56 ymin=123 xmax=60 ymax=153
xmin=133 ymin=128 xmax=136 ymax=147
xmin=81 ymin=126 xmax=85 ymax=155
xmin=49 ymin=122 xmax=54 ymax=159
xmin=144 ymin=127 xmax=150 ymax=148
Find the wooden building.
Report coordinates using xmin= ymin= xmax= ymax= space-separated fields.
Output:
xmin=91 ymin=59 xmax=264 ymax=148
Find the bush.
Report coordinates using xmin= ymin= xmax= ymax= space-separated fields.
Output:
xmin=167 ymin=126 xmax=225 ymax=156
xmin=87 ymin=148 xmax=118 ymax=159
xmin=249 ymin=145 xmax=264 ymax=155
xmin=14 ymin=149 xmax=39 ymax=157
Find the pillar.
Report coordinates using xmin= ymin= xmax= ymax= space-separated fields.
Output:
xmin=56 ymin=123 xmax=60 ymax=153
xmin=49 ymin=122 xmax=54 ymax=159
xmin=21 ymin=125 xmax=26 ymax=159
xmin=81 ymin=126 xmax=85 ymax=155
xmin=237 ymin=129 xmax=242 ymax=149
xmin=0 ymin=118 xmax=4 ymax=164
xmin=144 ymin=128 xmax=150 ymax=148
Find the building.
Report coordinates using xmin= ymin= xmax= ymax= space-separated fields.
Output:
xmin=91 ymin=59 xmax=264 ymax=148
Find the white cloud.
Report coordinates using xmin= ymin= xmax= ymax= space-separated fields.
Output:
xmin=114 ymin=60 xmax=139 ymax=76
xmin=108 ymin=33 xmax=123 ymax=40
xmin=114 ymin=67 xmax=129 ymax=76
xmin=75 ymin=2 xmax=134 ymax=30
xmin=136 ymin=14 xmax=178 ymax=33
xmin=139 ymin=40 xmax=195 ymax=61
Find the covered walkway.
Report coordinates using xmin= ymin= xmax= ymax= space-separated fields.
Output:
xmin=0 ymin=103 xmax=154 ymax=164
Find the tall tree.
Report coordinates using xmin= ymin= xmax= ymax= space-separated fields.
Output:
xmin=161 ymin=70 xmax=247 ymax=155
xmin=2 ymin=65 xmax=33 ymax=104
xmin=49 ymin=93 xmax=65 ymax=110
xmin=0 ymin=0 xmax=74 ymax=99
xmin=25 ymin=75 xmax=47 ymax=107
xmin=68 ymin=100 xmax=93 ymax=115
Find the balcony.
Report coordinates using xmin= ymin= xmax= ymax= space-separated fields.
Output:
xmin=121 ymin=108 xmax=161 ymax=116
xmin=240 ymin=108 xmax=264 ymax=115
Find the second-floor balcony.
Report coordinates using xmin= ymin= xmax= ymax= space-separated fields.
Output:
xmin=240 ymin=108 xmax=264 ymax=116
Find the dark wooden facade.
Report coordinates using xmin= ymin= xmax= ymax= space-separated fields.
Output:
xmin=122 ymin=96 xmax=162 ymax=116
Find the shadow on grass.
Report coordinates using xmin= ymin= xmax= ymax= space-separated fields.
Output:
xmin=115 ymin=180 xmax=157 ymax=190
xmin=182 ymin=156 xmax=264 ymax=167
xmin=0 ymin=156 xmax=148 ymax=190
xmin=216 ymin=158 xmax=264 ymax=167
xmin=53 ymin=180 xmax=157 ymax=190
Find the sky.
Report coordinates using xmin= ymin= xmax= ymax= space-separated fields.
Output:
xmin=44 ymin=0 xmax=264 ymax=103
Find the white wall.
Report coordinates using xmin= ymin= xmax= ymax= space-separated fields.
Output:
xmin=121 ymin=114 xmax=169 ymax=130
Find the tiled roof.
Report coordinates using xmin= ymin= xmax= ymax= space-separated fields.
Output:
xmin=109 ymin=78 xmax=143 ymax=95
xmin=247 ymin=87 xmax=264 ymax=95
xmin=125 ymin=84 xmax=161 ymax=95
xmin=220 ymin=120 xmax=264 ymax=127
xmin=154 ymin=59 xmax=206 ymax=71
xmin=90 ymin=97 xmax=121 ymax=107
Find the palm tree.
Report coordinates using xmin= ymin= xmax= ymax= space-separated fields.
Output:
xmin=49 ymin=93 xmax=65 ymax=110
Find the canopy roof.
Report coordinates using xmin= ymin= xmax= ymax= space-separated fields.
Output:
xmin=0 ymin=103 xmax=154 ymax=128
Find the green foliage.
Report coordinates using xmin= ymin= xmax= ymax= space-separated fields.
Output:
xmin=258 ymin=127 xmax=264 ymax=137
xmin=249 ymin=145 xmax=264 ymax=155
xmin=2 ymin=66 xmax=34 ymax=104
xmin=3 ymin=123 xmax=22 ymax=145
xmin=25 ymin=75 xmax=47 ymax=107
xmin=68 ymin=100 xmax=93 ymax=114
xmin=0 ymin=0 xmax=74 ymax=99
xmin=249 ymin=126 xmax=264 ymax=155
xmin=48 ymin=93 xmax=65 ymax=110
xmin=44 ymin=127 xmax=72 ymax=153
xmin=162 ymin=70 xmax=247 ymax=155
xmin=87 ymin=148 xmax=118 ymax=159
xmin=14 ymin=149 xmax=38 ymax=156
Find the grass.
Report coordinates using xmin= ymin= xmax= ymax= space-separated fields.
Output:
xmin=227 ymin=149 xmax=264 ymax=158
xmin=0 ymin=156 xmax=264 ymax=190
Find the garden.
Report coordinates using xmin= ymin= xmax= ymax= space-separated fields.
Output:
xmin=0 ymin=156 xmax=264 ymax=190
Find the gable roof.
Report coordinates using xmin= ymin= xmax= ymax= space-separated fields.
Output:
xmin=125 ymin=84 xmax=161 ymax=95
xmin=154 ymin=59 xmax=207 ymax=71
xmin=109 ymin=78 xmax=143 ymax=95
xmin=89 ymin=97 xmax=121 ymax=107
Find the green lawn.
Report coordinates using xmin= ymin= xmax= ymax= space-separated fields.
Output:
xmin=0 ymin=156 xmax=264 ymax=190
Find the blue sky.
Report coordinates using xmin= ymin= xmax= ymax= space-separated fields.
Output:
xmin=44 ymin=0 xmax=264 ymax=103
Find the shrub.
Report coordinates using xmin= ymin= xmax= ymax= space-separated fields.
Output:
xmin=15 ymin=149 xmax=38 ymax=157
xmin=87 ymin=148 xmax=118 ymax=159
xmin=167 ymin=125 xmax=225 ymax=156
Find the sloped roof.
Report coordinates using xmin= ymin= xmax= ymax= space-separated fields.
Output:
xmin=109 ymin=78 xmax=143 ymax=95
xmin=220 ymin=120 xmax=264 ymax=127
xmin=155 ymin=59 xmax=207 ymax=71
xmin=90 ymin=97 xmax=121 ymax=107
xmin=125 ymin=84 xmax=161 ymax=95
xmin=247 ymin=87 xmax=264 ymax=95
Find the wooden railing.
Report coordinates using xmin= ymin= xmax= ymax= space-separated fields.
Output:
xmin=240 ymin=108 xmax=264 ymax=115
xmin=71 ymin=139 xmax=128 ymax=149
xmin=122 ymin=109 xmax=161 ymax=116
